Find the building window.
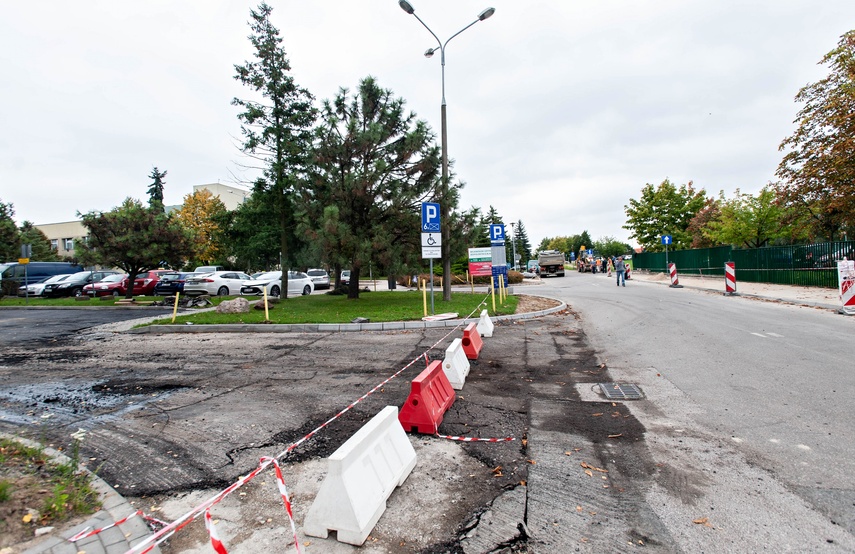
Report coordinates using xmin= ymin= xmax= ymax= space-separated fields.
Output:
xmin=63 ymin=238 xmax=74 ymax=251
xmin=50 ymin=239 xmax=58 ymax=251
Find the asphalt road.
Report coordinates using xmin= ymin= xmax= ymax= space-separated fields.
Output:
xmin=0 ymin=307 xmax=174 ymax=345
xmin=2 ymin=286 xmax=854 ymax=553
xmin=537 ymin=271 xmax=855 ymax=544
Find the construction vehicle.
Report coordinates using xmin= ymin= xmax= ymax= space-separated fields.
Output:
xmin=577 ymin=255 xmax=593 ymax=273
xmin=537 ymin=250 xmax=565 ymax=277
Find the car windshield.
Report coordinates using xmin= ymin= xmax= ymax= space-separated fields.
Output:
xmin=308 ymin=270 xmax=326 ymax=277
xmin=45 ymin=274 xmax=72 ymax=284
xmin=159 ymin=273 xmax=181 ymax=282
xmin=255 ymin=272 xmax=281 ymax=281
xmin=101 ymin=274 xmax=125 ymax=283
xmin=0 ymin=264 xmax=12 ymax=278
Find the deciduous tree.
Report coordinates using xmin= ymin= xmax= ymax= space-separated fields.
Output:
xmin=776 ymin=30 xmax=855 ymax=240
xmin=77 ymin=198 xmax=192 ymax=298
xmin=704 ymin=187 xmax=788 ymax=249
xmin=624 ymin=179 xmax=707 ymax=251
xmin=175 ymin=189 xmax=228 ymax=266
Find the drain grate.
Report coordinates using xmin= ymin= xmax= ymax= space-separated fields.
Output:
xmin=599 ymin=383 xmax=644 ymax=400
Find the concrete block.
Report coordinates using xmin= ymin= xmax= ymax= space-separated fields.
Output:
xmin=303 ymin=406 xmax=417 ymax=545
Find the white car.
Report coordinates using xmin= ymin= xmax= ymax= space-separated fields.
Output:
xmin=183 ymin=271 xmax=252 ymax=296
xmin=240 ymin=271 xmax=314 ymax=297
xmin=17 ymin=274 xmax=72 ymax=297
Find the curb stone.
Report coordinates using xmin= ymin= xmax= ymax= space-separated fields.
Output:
xmin=0 ymin=434 xmax=160 ymax=554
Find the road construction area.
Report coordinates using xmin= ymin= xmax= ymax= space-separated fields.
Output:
xmin=1 ymin=283 xmax=852 ymax=553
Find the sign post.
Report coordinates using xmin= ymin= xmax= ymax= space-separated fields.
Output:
xmin=489 ymin=224 xmax=507 ymax=290
xmin=421 ymin=203 xmax=441 ymax=314
xmin=20 ymin=244 xmax=32 ymax=305
xmin=661 ymin=235 xmax=672 ymax=271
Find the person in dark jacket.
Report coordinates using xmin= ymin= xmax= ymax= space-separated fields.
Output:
xmin=615 ymin=257 xmax=626 ymax=287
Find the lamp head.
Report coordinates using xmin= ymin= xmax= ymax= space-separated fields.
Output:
xmin=398 ymin=0 xmax=415 ymax=14
xmin=424 ymin=48 xmax=436 ymax=58
xmin=478 ymin=7 xmax=496 ymax=20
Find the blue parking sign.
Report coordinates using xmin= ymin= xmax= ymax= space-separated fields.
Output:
xmin=422 ymin=202 xmax=440 ymax=232
xmin=489 ymin=224 xmax=505 ymax=245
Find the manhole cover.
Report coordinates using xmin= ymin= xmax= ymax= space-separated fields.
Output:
xmin=599 ymin=383 xmax=643 ymax=400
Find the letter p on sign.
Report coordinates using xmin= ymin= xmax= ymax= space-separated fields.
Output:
xmin=422 ymin=202 xmax=440 ymax=232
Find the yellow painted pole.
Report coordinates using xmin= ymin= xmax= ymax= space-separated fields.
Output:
xmin=171 ymin=292 xmax=180 ymax=323
xmin=263 ymin=286 xmax=270 ymax=321
xmin=491 ymin=276 xmax=496 ymax=313
xmin=499 ymin=275 xmax=505 ymax=303
xmin=422 ymin=280 xmax=428 ymax=317
xmin=468 ymin=271 xmax=473 ymax=294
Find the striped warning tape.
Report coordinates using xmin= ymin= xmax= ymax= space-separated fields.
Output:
xmin=435 ymin=434 xmax=515 ymax=443
xmin=127 ymin=293 xmax=494 ymax=554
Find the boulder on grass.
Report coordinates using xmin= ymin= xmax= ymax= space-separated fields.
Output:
xmin=216 ymin=297 xmax=250 ymax=314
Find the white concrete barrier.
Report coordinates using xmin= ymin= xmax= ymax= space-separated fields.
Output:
xmin=443 ymin=338 xmax=470 ymax=390
xmin=303 ymin=406 xmax=417 ymax=545
xmin=477 ymin=309 xmax=494 ymax=338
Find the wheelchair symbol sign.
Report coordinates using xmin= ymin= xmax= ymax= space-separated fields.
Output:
xmin=421 ymin=233 xmax=441 ymax=247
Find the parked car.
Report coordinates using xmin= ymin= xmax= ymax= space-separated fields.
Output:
xmin=1 ymin=261 xmax=82 ymax=296
xmin=307 ymin=269 xmax=330 ymax=290
xmin=183 ymin=271 xmax=252 ymax=296
xmin=240 ymin=271 xmax=314 ymax=297
xmin=43 ymin=270 xmax=121 ymax=298
xmin=152 ymin=272 xmax=201 ymax=296
xmin=17 ymin=274 xmax=72 ymax=297
xmin=341 ymin=270 xmax=351 ymax=285
xmin=83 ymin=273 xmax=129 ymax=297
xmin=121 ymin=270 xmax=173 ymax=296
xmin=194 ymin=265 xmax=225 ymax=274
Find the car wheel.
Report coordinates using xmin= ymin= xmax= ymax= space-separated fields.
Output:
xmin=270 ymin=285 xmax=280 ymax=297
xmin=302 ymin=285 xmax=311 ymax=296
xmin=112 ymin=291 xmax=120 ymax=297
xmin=217 ymin=286 xmax=229 ymax=296
xmin=73 ymin=287 xmax=83 ymax=297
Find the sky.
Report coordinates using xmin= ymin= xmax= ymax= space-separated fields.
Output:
xmin=1 ymin=1 xmax=854 ymax=249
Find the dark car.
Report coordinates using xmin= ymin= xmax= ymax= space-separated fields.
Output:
xmin=43 ymin=270 xmax=121 ymax=298
xmin=153 ymin=272 xmax=201 ymax=296
xmin=124 ymin=270 xmax=172 ymax=296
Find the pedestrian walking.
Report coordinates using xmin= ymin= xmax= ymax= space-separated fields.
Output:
xmin=615 ymin=257 xmax=626 ymax=287
xmin=607 ymin=257 xmax=614 ymax=277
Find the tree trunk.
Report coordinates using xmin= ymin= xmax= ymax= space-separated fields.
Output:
xmin=347 ymin=266 xmax=360 ymax=299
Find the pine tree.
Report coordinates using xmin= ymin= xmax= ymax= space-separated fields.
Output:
xmin=147 ymin=167 xmax=167 ymax=212
xmin=233 ymin=2 xmax=316 ymax=297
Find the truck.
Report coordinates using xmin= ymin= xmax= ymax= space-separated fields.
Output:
xmin=537 ymin=250 xmax=565 ymax=277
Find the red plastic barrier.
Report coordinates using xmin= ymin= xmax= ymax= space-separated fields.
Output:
xmin=399 ymin=361 xmax=456 ymax=434
xmin=461 ymin=323 xmax=483 ymax=360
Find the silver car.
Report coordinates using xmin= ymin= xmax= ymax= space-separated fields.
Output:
xmin=183 ymin=271 xmax=252 ymax=296
xmin=307 ymin=269 xmax=330 ymax=290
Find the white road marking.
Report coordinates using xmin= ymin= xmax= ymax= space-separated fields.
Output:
xmin=751 ymin=332 xmax=766 ymax=338
xmin=766 ymin=332 xmax=784 ymax=338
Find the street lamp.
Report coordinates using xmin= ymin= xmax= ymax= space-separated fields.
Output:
xmin=398 ymin=0 xmax=495 ymax=301
xmin=510 ymin=222 xmax=517 ymax=271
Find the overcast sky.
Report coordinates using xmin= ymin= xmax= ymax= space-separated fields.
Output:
xmin=2 ymin=1 xmax=853 ymax=248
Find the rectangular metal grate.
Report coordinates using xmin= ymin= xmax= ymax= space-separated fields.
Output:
xmin=599 ymin=383 xmax=644 ymax=400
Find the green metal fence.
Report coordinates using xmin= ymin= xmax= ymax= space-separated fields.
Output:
xmin=632 ymin=241 xmax=855 ymax=288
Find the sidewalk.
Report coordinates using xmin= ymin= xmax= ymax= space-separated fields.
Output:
xmin=624 ymin=270 xmax=841 ymax=310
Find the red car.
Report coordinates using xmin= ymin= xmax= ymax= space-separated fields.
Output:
xmin=124 ymin=270 xmax=172 ymax=296
xmin=83 ymin=274 xmax=128 ymax=297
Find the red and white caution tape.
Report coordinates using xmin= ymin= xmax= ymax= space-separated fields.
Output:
xmin=262 ymin=456 xmax=301 ymax=554
xmin=205 ymin=509 xmax=228 ymax=554
xmin=70 ymin=510 xmax=143 ymax=542
xmin=128 ymin=293 xmax=493 ymax=554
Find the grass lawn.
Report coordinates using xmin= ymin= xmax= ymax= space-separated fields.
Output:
xmin=148 ymin=290 xmax=517 ymax=325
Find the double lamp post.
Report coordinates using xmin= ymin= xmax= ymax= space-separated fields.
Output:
xmin=398 ymin=1 xmax=495 ymax=301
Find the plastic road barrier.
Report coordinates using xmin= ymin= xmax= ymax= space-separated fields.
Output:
xmin=461 ymin=322 xmax=484 ymax=360
xmin=838 ymin=260 xmax=855 ymax=315
xmin=303 ymin=406 xmax=417 ymax=546
xmin=725 ymin=261 xmax=737 ymax=294
xmin=668 ymin=263 xmax=682 ymax=288
xmin=399 ymin=360 xmax=456 ymax=433
xmin=476 ymin=308 xmax=494 ymax=338
xmin=442 ymin=338 xmax=471 ymax=390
